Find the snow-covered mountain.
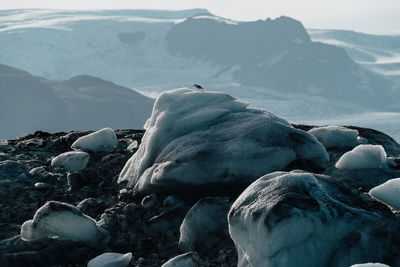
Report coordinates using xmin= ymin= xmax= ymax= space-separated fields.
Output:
xmin=0 ymin=63 xmax=153 ymax=139
xmin=1 ymin=9 xmax=400 ymax=141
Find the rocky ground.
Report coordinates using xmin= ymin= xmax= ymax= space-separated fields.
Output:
xmin=0 ymin=126 xmax=399 ymax=266
xmin=0 ymin=129 xmax=237 ymax=266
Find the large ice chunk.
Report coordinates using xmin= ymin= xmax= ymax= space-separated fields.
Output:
xmin=87 ymin=252 xmax=132 ymax=267
xmin=308 ymin=126 xmax=358 ymax=148
xmin=179 ymin=197 xmax=231 ymax=254
xmin=118 ymin=88 xmax=328 ymax=193
xmin=335 ymin=144 xmax=387 ymax=169
xmin=369 ymin=178 xmax=400 ymax=210
xmin=51 ymin=151 xmax=89 ymax=171
xmin=21 ymin=201 xmax=106 ymax=245
xmin=71 ymin=127 xmax=117 ymax=153
xmin=228 ymin=170 xmax=396 ymax=267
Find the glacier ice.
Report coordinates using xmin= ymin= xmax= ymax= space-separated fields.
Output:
xmin=87 ymin=252 xmax=132 ymax=267
xmin=335 ymin=144 xmax=387 ymax=169
xmin=71 ymin=127 xmax=117 ymax=153
xmin=228 ymin=170 xmax=395 ymax=267
xmin=308 ymin=126 xmax=358 ymax=148
xmin=51 ymin=151 xmax=90 ymax=171
xmin=179 ymin=197 xmax=230 ymax=254
xmin=369 ymin=178 xmax=400 ymax=210
xmin=21 ymin=201 xmax=106 ymax=245
xmin=118 ymin=88 xmax=328 ymax=194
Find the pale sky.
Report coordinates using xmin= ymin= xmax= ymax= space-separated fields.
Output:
xmin=1 ymin=0 xmax=399 ymax=34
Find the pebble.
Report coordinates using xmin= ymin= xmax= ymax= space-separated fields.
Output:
xmin=141 ymin=194 xmax=158 ymax=208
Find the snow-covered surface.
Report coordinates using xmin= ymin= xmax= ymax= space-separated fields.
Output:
xmin=161 ymin=252 xmax=199 ymax=267
xmin=228 ymin=170 xmax=390 ymax=267
xmin=308 ymin=126 xmax=358 ymax=148
xmin=87 ymin=252 xmax=132 ymax=267
xmin=21 ymin=201 xmax=104 ymax=245
xmin=335 ymin=145 xmax=387 ymax=169
xmin=71 ymin=128 xmax=117 ymax=153
xmin=118 ymin=88 xmax=328 ymax=193
xmin=369 ymin=178 xmax=400 ymax=210
xmin=51 ymin=151 xmax=89 ymax=171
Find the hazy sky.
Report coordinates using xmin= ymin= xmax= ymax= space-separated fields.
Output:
xmin=1 ymin=0 xmax=399 ymax=33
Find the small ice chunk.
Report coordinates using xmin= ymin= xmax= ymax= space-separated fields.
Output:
xmin=72 ymin=128 xmax=117 ymax=153
xmin=21 ymin=201 xmax=106 ymax=245
xmin=127 ymin=140 xmax=138 ymax=151
xmin=51 ymin=151 xmax=89 ymax=171
xmin=335 ymin=145 xmax=387 ymax=170
xmin=87 ymin=252 xmax=132 ymax=267
xmin=369 ymin=178 xmax=400 ymax=210
xmin=350 ymin=264 xmax=390 ymax=267
xmin=308 ymin=126 xmax=358 ymax=148
xmin=161 ymin=252 xmax=199 ymax=267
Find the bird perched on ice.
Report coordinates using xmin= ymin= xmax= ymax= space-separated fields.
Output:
xmin=193 ymin=84 xmax=204 ymax=90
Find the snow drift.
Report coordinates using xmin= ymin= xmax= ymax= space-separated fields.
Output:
xmin=118 ymin=88 xmax=329 ymax=194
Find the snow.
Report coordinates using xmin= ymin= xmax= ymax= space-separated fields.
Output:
xmin=161 ymin=252 xmax=199 ymax=267
xmin=369 ymin=178 xmax=400 ymax=210
xmin=350 ymin=264 xmax=390 ymax=267
xmin=308 ymin=126 xmax=359 ymax=148
xmin=51 ymin=151 xmax=90 ymax=171
xmin=228 ymin=170 xmax=390 ymax=267
xmin=118 ymin=88 xmax=328 ymax=193
xmin=71 ymin=127 xmax=117 ymax=153
xmin=335 ymin=144 xmax=387 ymax=169
xmin=87 ymin=252 xmax=132 ymax=267
xmin=21 ymin=201 xmax=105 ymax=245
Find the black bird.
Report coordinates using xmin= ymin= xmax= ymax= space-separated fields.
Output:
xmin=193 ymin=84 xmax=204 ymax=90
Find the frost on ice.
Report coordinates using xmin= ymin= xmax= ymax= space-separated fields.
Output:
xmin=350 ymin=264 xmax=389 ymax=267
xmin=21 ymin=201 xmax=106 ymax=245
xmin=308 ymin=126 xmax=358 ymax=148
xmin=118 ymin=88 xmax=328 ymax=193
xmin=71 ymin=127 xmax=118 ymax=153
xmin=228 ymin=170 xmax=397 ymax=267
xmin=51 ymin=151 xmax=89 ymax=171
xmin=87 ymin=252 xmax=132 ymax=267
xmin=335 ymin=144 xmax=387 ymax=169
xmin=369 ymin=178 xmax=400 ymax=210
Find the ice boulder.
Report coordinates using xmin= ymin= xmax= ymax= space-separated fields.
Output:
xmin=308 ymin=126 xmax=358 ymax=148
xmin=179 ymin=197 xmax=231 ymax=255
xmin=72 ymin=128 xmax=117 ymax=153
xmin=118 ymin=88 xmax=328 ymax=194
xmin=21 ymin=201 xmax=106 ymax=245
xmin=161 ymin=252 xmax=199 ymax=267
xmin=51 ymin=151 xmax=90 ymax=171
xmin=87 ymin=252 xmax=132 ymax=267
xmin=369 ymin=178 xmax=400 ymax=210
xmin=228 ymin=170 xmax=396 ymax=267
xmin=335 ymin=145 xmax=387 ymax=170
